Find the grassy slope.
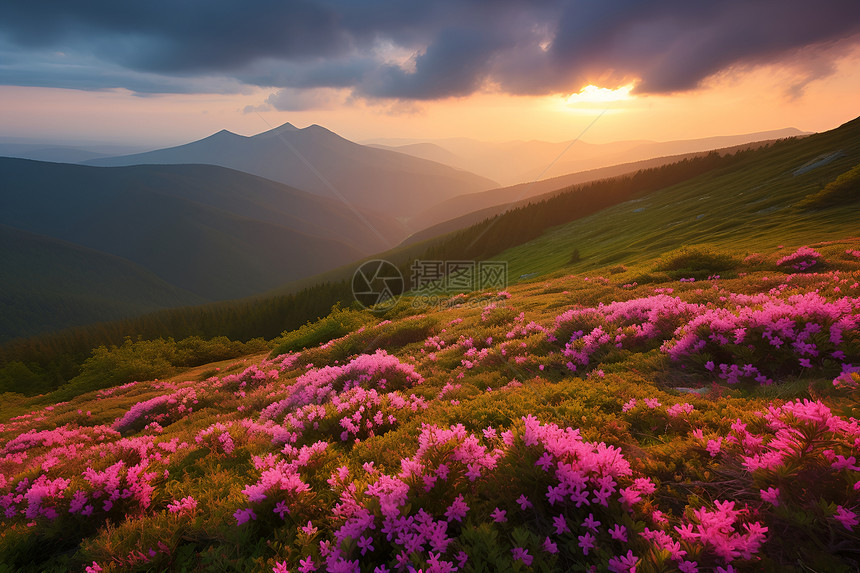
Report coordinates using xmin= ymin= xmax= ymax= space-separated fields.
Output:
xmin=499 ymin=118 xmax=860 ymax=280
xmin=406 ymin=139 xmax=786 ymax=241
xmin=0 ymin=240 xmax=858 ymax=572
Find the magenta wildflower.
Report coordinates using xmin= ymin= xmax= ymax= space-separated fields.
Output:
xmin=516 ymin=494 xmax=533 ymax=510
xmin=491 ymin=507 xmax=507 ymax=523
xmin=835 ymin=506 xmax=859 ymax=531
xmin=358 ymin=535 xmax=374 ymax=555
xmin=274 ymin=500 xmax=290 ymax=519
xmin=167 ymin=496 xmax=197 ymax=516
xmin=542 ymin=537 xmax=558 ymax=554
xmin=608 ymin=549 xmax=638 ymax=572
xmin=535 ymin=451 xmax=554 ymax=471
xmin=234 ymin=507 xmax=256 ymax=525
xmin=301 ymin=521 xmax=318 ymax=536
xmin=511 ymin=547 xmax=533 ymax=566
xmin=272 ymin=562 xmax=290 ymax=573
xmin=445 ymin=494 xmax=469 ymax=522
xmin=298 ymin=556 xmax=317 ymax=573
xmin=760 ymin=487 xmax=780 ymax=506
xmin=832 ymin=455 xmax=859 ymax=471
xmin=578 ymin=531 xmax=596 ymax=555
xmin=582 ymin=513 xmax=601 ymax=531
xmin=553 ymin=514 xmax=570 ymax=534
xmin=608 ymin=523 xmax=628 ymax=542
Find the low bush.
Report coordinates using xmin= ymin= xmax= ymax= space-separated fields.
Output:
xmin=654 ymin=245 xmax=739 ymax=279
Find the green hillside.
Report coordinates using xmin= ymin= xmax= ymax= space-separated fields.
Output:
xmin=0 ymin=225 xmax=204 ymax=342
xmin=499 ymin=117 xmax=860 ymax=279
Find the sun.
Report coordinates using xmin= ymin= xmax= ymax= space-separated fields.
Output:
xmin=564 ymin=83 xmax=636 ymax=105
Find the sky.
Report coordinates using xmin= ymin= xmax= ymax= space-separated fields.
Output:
xmin=1 ymin=0 xmax=859 ymax=147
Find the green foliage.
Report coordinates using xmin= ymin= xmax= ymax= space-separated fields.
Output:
xmin=796 ymin=163 xmax=860 ymax=210
xmin=269 ymin=305 xmax=376 ymax=356
xmin=66 ymin=337 xmax=176 ymax=395
xmin=0 ymin=280 xmax=352 ymax=395
xmin=654 ymin=244 xmax=739 ymax=279
xmin=56 ymin=335 xmax=269 ymax=398
xmin=0 ymin=361 xmax=50 ymax=395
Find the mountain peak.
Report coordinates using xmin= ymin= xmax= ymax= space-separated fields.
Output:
xmin=202 ymin=129 xmax=243 ymax=142
xmin=255 ymin=122 xmax=299 ymax=138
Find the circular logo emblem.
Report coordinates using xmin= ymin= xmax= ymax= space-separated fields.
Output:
xmin=352 ymin=259 xmax=404 ymax=311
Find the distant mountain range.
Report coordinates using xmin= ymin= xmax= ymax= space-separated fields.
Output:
xmin=368 ymin=128 xmax=808 ymax=186
xmin=0 ymin=157 xmax=414 ymax=340
xmin=86 ymin=123 xmax=499 ymax=229
xmin=0 ymin=121 xmax=813 ymax=342
xmin=0 ymin=142 xmax=149 ymax=164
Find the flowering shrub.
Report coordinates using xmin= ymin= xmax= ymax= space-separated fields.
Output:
xmin=113 ymin=387 xmax=201 ymax=434
xmin=554 ymin=295 xmax=702 ymax=368
xmin=663 ymin=292 xmax=859 ymax=384
xmin=776 ymin=246 xmax=824 ymax=272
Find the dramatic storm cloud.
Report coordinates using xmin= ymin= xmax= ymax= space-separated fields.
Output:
xmin=2 ymin=0 xmax=858 ymax=100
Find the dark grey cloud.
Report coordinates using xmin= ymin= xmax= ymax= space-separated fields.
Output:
xmin=1 ymin=0 xmax=858 ymax=100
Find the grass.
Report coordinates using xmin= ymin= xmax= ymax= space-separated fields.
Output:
xmin=496 ymin=120 xmax=860 ymax=281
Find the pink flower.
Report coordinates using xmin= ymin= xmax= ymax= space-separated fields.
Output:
xmin=516 ymin=494 xmax=533 ymax=510
xmin=511 ymin=547 xmax=533 ymax=565
xmin=835 ymin=506 xmax=859 ymax=531
xmin=234 ymin=508 xmax=256 ymax=525
xmin=274 ymin=501 xmax=290 ymax=519
xmin=542 ymin=537 xmax=558 ymax=554
xmin=608 ymin=550 xmax=639 ymax=573
xmin=491 ymin=507 xmax=507 ymax=523
xmin=167 ymin=496 xmax=197 ymax=515
xmin=301 ymin=521 xmax=318 ymax=536
xmin=578 ymin=532 xmax=596 ymax=555
xmin=582 ymin=513 xmax=601 ymax=531
xmin=618 ymin=487 xmax=642 ymax=507
xmin=608 ymin=524 xmax=627 ymax=542
xmin=272 ymin=561 xmax=290 ymax=573
xmin=85 ymin=563 xmax=103 ymax=573
xmin=760 ymin=487 xmax=780 ymax=506
xmin=678 ymin=562 xmax=698 ymax=573
xmin=706 ymin=438 xmax=722 ymax=457
xmin=553 ymin=514 xmax=570 ymax=534
xmin=358 ymin=535 xmax=374 ymax=555
xmin=832 ymin=455 xmax=859 ymax=471
xmin=535 ymin=452 xmax=554 ymax=471
xmin=445 ymin=494 xmax=469 ymax=522
xmin=298 ymin=556 xmax=317 ymax=572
